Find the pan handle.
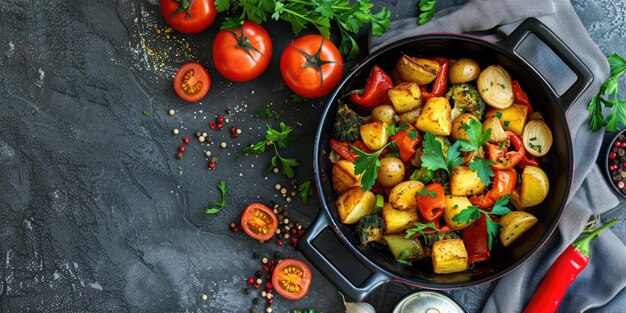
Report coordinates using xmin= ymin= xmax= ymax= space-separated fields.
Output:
xmin=498 ymin=18 xmax=593 ymax=111
xmin=298 ymin=212 xmax=389 ymax=302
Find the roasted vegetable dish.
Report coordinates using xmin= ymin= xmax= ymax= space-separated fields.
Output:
xmin=330 ymin=55 xmax=553 ymax=274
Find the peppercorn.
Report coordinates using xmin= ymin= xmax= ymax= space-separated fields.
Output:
xmin=176 ymin=152 xmax=184 ymax=159
xmin=208 ymin=162 xmax=216 ymax=170
xmin=183 ymin=136 xmax=190 ymax=144
xmin=255 ymin=271 xmax=262 ymax=278
xmin=249 ymin=307 xmax=257 ymax=313
xmin=178 ymin=145 xmax=185 ymax=153
xmin=262 ymin=258 xmax=268 ymax=264
xmin=225 ymin=108 xmax=232 ymax=114
xmin=217 ymin=123 xmax=223 ymax=130
xmin=210 ymin=121 xmax=216 ymax=129
xmin=610 ymin=152 xmax=617 ymax=159
xmin=247 ymin=277 xmax=255 ymax=285
xmin=172 ymin=128 xmax=179 ymax=135
xmin=195 ymin=131 xmax=202 ymax=138
xmin=266 ymin=298 xmax=273 ymax=305
xmin=253 ymin=252 xmax=259 ymax=259
xmin=291 ymin=237 xmax=298 ymax=245
xmin=253 ymin=298 xmax=260 ymax=305
xmin=265 ymin=282 xmax=272 ymax=289
xmin=244 ymin=288 xmax=251 ymax=294
xmin=217 ymin=116 xmax=225 ymax=123
xmin=274 ymin=252 xmax=280 ymax=259
xmin=168 ymin=109 xmax=175 ymax=116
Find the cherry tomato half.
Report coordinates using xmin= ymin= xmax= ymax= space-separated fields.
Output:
xmin=280 ymin=34 xmax=343 ymax=98
xmin=271 ymin=258 xmax=312 ymax=300
xmin=240 ymin=203 xmax=278 ymax=242
xmin=213 ymin=21 xmax=273 ymax=82
xmin=173 ymin=62 xmax=210 ymax=102
xmin=160 ymin=0 xmax=216 ymax=34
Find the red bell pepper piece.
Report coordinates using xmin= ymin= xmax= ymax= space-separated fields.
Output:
xmin=390 ymin=125 xmax=422 ymax=162
xmin=417 ymin=183 xmax=445 ymax=221
xmin=349 ymin=66 xmax=394 ymax=111
xmin=523 ymin=219 xmax=618 ymax=313
xmin=462 ymin=215 xmax=491 ymax=264
xmin=470 ymin=168 xmax=517 ymax=209
xmin=419 ymin=57 xmax=449 ymax=102
xmin=487 ymin=131 xmax=526 ymax=170
xmin=512 ymin=80 xmax=534 ymax=113
xmin=330 ymin=138 xmax=371 ymax=162
xmin=517 ymin=154 xmax=539 ymax=170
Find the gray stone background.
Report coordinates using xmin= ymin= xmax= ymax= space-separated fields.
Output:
xmin=0 ymin=0 xmax=625 ymax=312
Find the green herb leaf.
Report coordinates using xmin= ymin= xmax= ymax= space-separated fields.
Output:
xmin=291 ymin=93 xmax=311 ymax=103
xmin=405 ymin=221 xmax=437 ymax=238
xmin=417 ymin=188 xmax=436 ymax=198
xmin=299 ymin=181 xmax=313 ymax=204
xmin=202 ymin=181 xmax=230 ymax=214
xmin=421 ymin=132 xmax=463 ymax=174
xmin=143 ymin=110 xmax=150 ymax=116
xmin=215 ymin=0 xmax=231 ymax=12
xmin=280 ymin=156 xmax=299 ymax=178
xmin=417 ymin=0 xmax=437 ymax=25
xmin=459 ymin=119 xmax=491 ymax=153
xmin=352 ymin=142 xmax=390 ymax=190
xmin=451 ymin=205 xmax=480 ymax=225
xmin=490 ymin=194 xmax=512 ymax=216
xmin=485 ymin=216 xmax=501 ymax=249
xmin=495 ymin=112 xmax=503 ymax=119
xmin=253 ymin=105 xmax=280 ymax=119
xmin=242 ymin=141 xmax=267 ymax=154
xmin=469 ymin=158 xmax=496 ymax=186
xmin=242 ymin=122 xmax=299 ymax=178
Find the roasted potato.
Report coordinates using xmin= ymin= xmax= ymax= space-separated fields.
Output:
xmin=398 ymin=108 xmax=422 ymax=125
xmin=431 ymin=239 xmax=468 ymax=274
xmin=371 ymin=105 xmax=397 ymax=125
xmin=449 ymin=58 xmax=480 ymax=83
xmin=382 ymin=202 xmax=420 ymax=234
xmin=336 ymin=188 xmax=376 ymax=224
xmin=499 ymin=211 xmax=538 ymax=246
xmin=360 ymin=121 xmax=388 ymax=150
xmin=520 ymin=166 xmax=549 ymax=207
xmin=450 ymin=113 xmax=479 ymax=141
xmin=389 ymin=180 xmax=425 ymax=211
xmin=377 ymin=157 xmax=405 ymax=188
xmin=449 ymin=165 xmax=485 ymax=196
xmin=484 ymin=104 xmax=529 ymax=136
xmin=332 ymin=160 xmax=362 ymax=194
xmin=477 ymin=65 xmax=514 ymax=109
xmin=443 ymin=195 xmax=476 ymax=230
xmin=415 ymin=97 xmax=452 ymax=136
xmin=396 ymin=54 xmax=440 ymax=85
xmin=387 ymin=82 xmax=422 ymax=113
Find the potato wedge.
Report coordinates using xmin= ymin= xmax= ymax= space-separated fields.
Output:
xmin=336 ymin=188 xmax=376 ymax=224
xmin=432 ymin=239 xmax=468 ymax=274
xmin=499 ymin=211 xmax=538 ymax=246
xmin=398 ymin=108 xmax=422 ymax=125
xmin=415 ymin=97 xmax=452 ymax=136
xmin=477 ymin=65 xmax=514 ymax=109
xmin=332 ymin=160 xmax=362 ymax=194
xmin=382 ymin=202 xmax=420 ymax=234
xmin=484 ymin=104 xmax=529 ymax=136
xmin=520 ymin=166 xmax=549 ymax=207
xmin=389 ymin=180 xmax=425 ymax=211
xmin=387 ymin=82 xmax=422 ymax=113
xmin=451 ymin=113 xmax=479 ymax=141
xmin=360 ymin=121 xmax=388 ymax=150
xmin=450 ymin=165 xmax=485 ymax=196
xmin=443 ymin=195 xmax=476 ymax=230
xmin=396 ymin=55 xmax=440 ymax=85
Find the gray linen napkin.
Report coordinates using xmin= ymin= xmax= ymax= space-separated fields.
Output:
xmin=370 ymin=1 xmax=625 ymax=312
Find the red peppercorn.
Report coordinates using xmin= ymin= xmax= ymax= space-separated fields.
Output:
xmin=276 ymin=239 xmax=283 ymax=246
xmin=225 ymin=108 xmax=232 ymax=114
xmin=269 ymin=259 xmax=276 ymax=266
xmin=266 ymin=298 xmax=273 ymax=305
xmin=217 ymin=116 xmax=225 ymax=123
xmin=266 ymin=275 xmax=271 ymax=280
xmin=265 ymin=282 xmax=273 ymax=289
xmin=231 ymin=133 xmax=239 ymax=139
xmin=291 ymin=228 xmax=297 ymax=235
xmin=618 ymin=181 xmax=625 ymax=189
xmin=230 ymin=126 xmax=237 ymax=133
xmin=247 ymin=277 xmax=255 ymax=285
xmin=209 ymin=121 xmax=216 ymax=129
xmin=615 ymin=141 xmax=622 ymax=148
xmin=291 ymin=237 xmax=298 ymax=245
xmin=254 ymin=283 xmax=261 ymax=289
xmin=610 ymin=152 xmax=617 ymax=159
xmin=263 ymin=265 xmax=270 ymax=272
xmin=183 ymin=136 xmax=190 ymax=144
xmin=233 ymin=226 xmax=239 ymax=233
xmin=178 ymin=145 xmax=185 ymax=152
xmin=217 ymin=123 xmax=223 ymax=130
xmin=298 ymin=229 xmax=305 ymax=236
xmin=208 ymin=162 xmax=216 ymax=170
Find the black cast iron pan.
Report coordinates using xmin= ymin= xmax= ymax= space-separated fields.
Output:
xmin=299 ymin=18 xmax=593 ymax=302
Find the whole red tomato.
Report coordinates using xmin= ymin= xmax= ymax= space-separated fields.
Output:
xmin=280 ymin=34 xmax=344 ymax=98
xmin=160 ymin=0 xmax=216 ymax=34
xmin=213 ymin=21 xmax=273 ymax=82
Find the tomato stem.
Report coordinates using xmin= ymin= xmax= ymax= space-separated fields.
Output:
xmin=291 ymin=38 xmax=337 ymax=88
xmin=169 ymin=0 xmax=195 ymax=18
xmin=228 ymin=27 xmax=263 ymax=62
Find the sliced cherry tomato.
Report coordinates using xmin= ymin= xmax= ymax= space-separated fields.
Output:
xmin=240 ymin=203 xmax=278 ymax=242
xmin=280 ymin=34 xmax=344 ymax=98
xmin=213 ymin=21 xmax=272 ymax=82
xmin=417 ymin=183 xmax=445 ymax=221
xmin=173 ymin=62 xmax=210 ymax=102
xmin=487 ymin=131 xmax=525 ymax=170
xmin=160 ymin=0 xmax=216 ymax=34
xmin=271 ymin=258 xmax=312 ymax=300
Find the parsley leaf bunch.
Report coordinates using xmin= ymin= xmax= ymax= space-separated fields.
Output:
xmin=203 ymin=181 xmax=230 ymax=214
xmin=214 ymin=0 xmax=391 ymax=60
xmin=242 ymin=122 xmax=300 ymax=178
xmin=588 ymin=53 xmax=626 ymax=131
xmin=405 ymin=221 xmax=437 ymax=239
xmin=458 ymin=119 xmax=496 ymax=185
xmin=420 ymin=132 xmax=464 ymax=174
xmin=451 ymin=194 xmax=512 ymax=249
xmin=418 ymin=0 xmax=437 ymax=25
xmin=299 ymin=180 xmax=313 ymax=204
xmin=352 ymin=142 xmax=392 ymax=190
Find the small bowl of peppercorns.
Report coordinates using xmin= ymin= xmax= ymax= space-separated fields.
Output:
xmin=605 ymin=129 xmax=626 ymax=197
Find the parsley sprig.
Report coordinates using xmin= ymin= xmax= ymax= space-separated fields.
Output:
xmin=203 ymin=181 xmax=230 ymax=214
xmin=588 ymin=53 xmax=626 ymax=131
xmin=458 ymin=119 xmax=496 ymax=185
xmin=253 ymin=105 xmax=281 ymax=119
xmin=299 ymin=180 xmax=313 ymax=204
xmin=243 ymin=122 xmax=300 ymax=178
xmin=352 ymin=142 xmax=392 ymax=190
xmin=420 ymin=132 xmax=464 ymax=174
xmin=418 ymin=0 xmax=437 ymax=25
xmin=451 ymin=195 xmax=512 ymax=249
xmin=405 ymin=221 xmax=437 ymax=239
xmin=214 ymin=0 xmax=391 ymax=60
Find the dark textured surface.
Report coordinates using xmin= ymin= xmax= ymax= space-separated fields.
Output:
xmin=0 ymin=0 xmax=624 ymax=312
